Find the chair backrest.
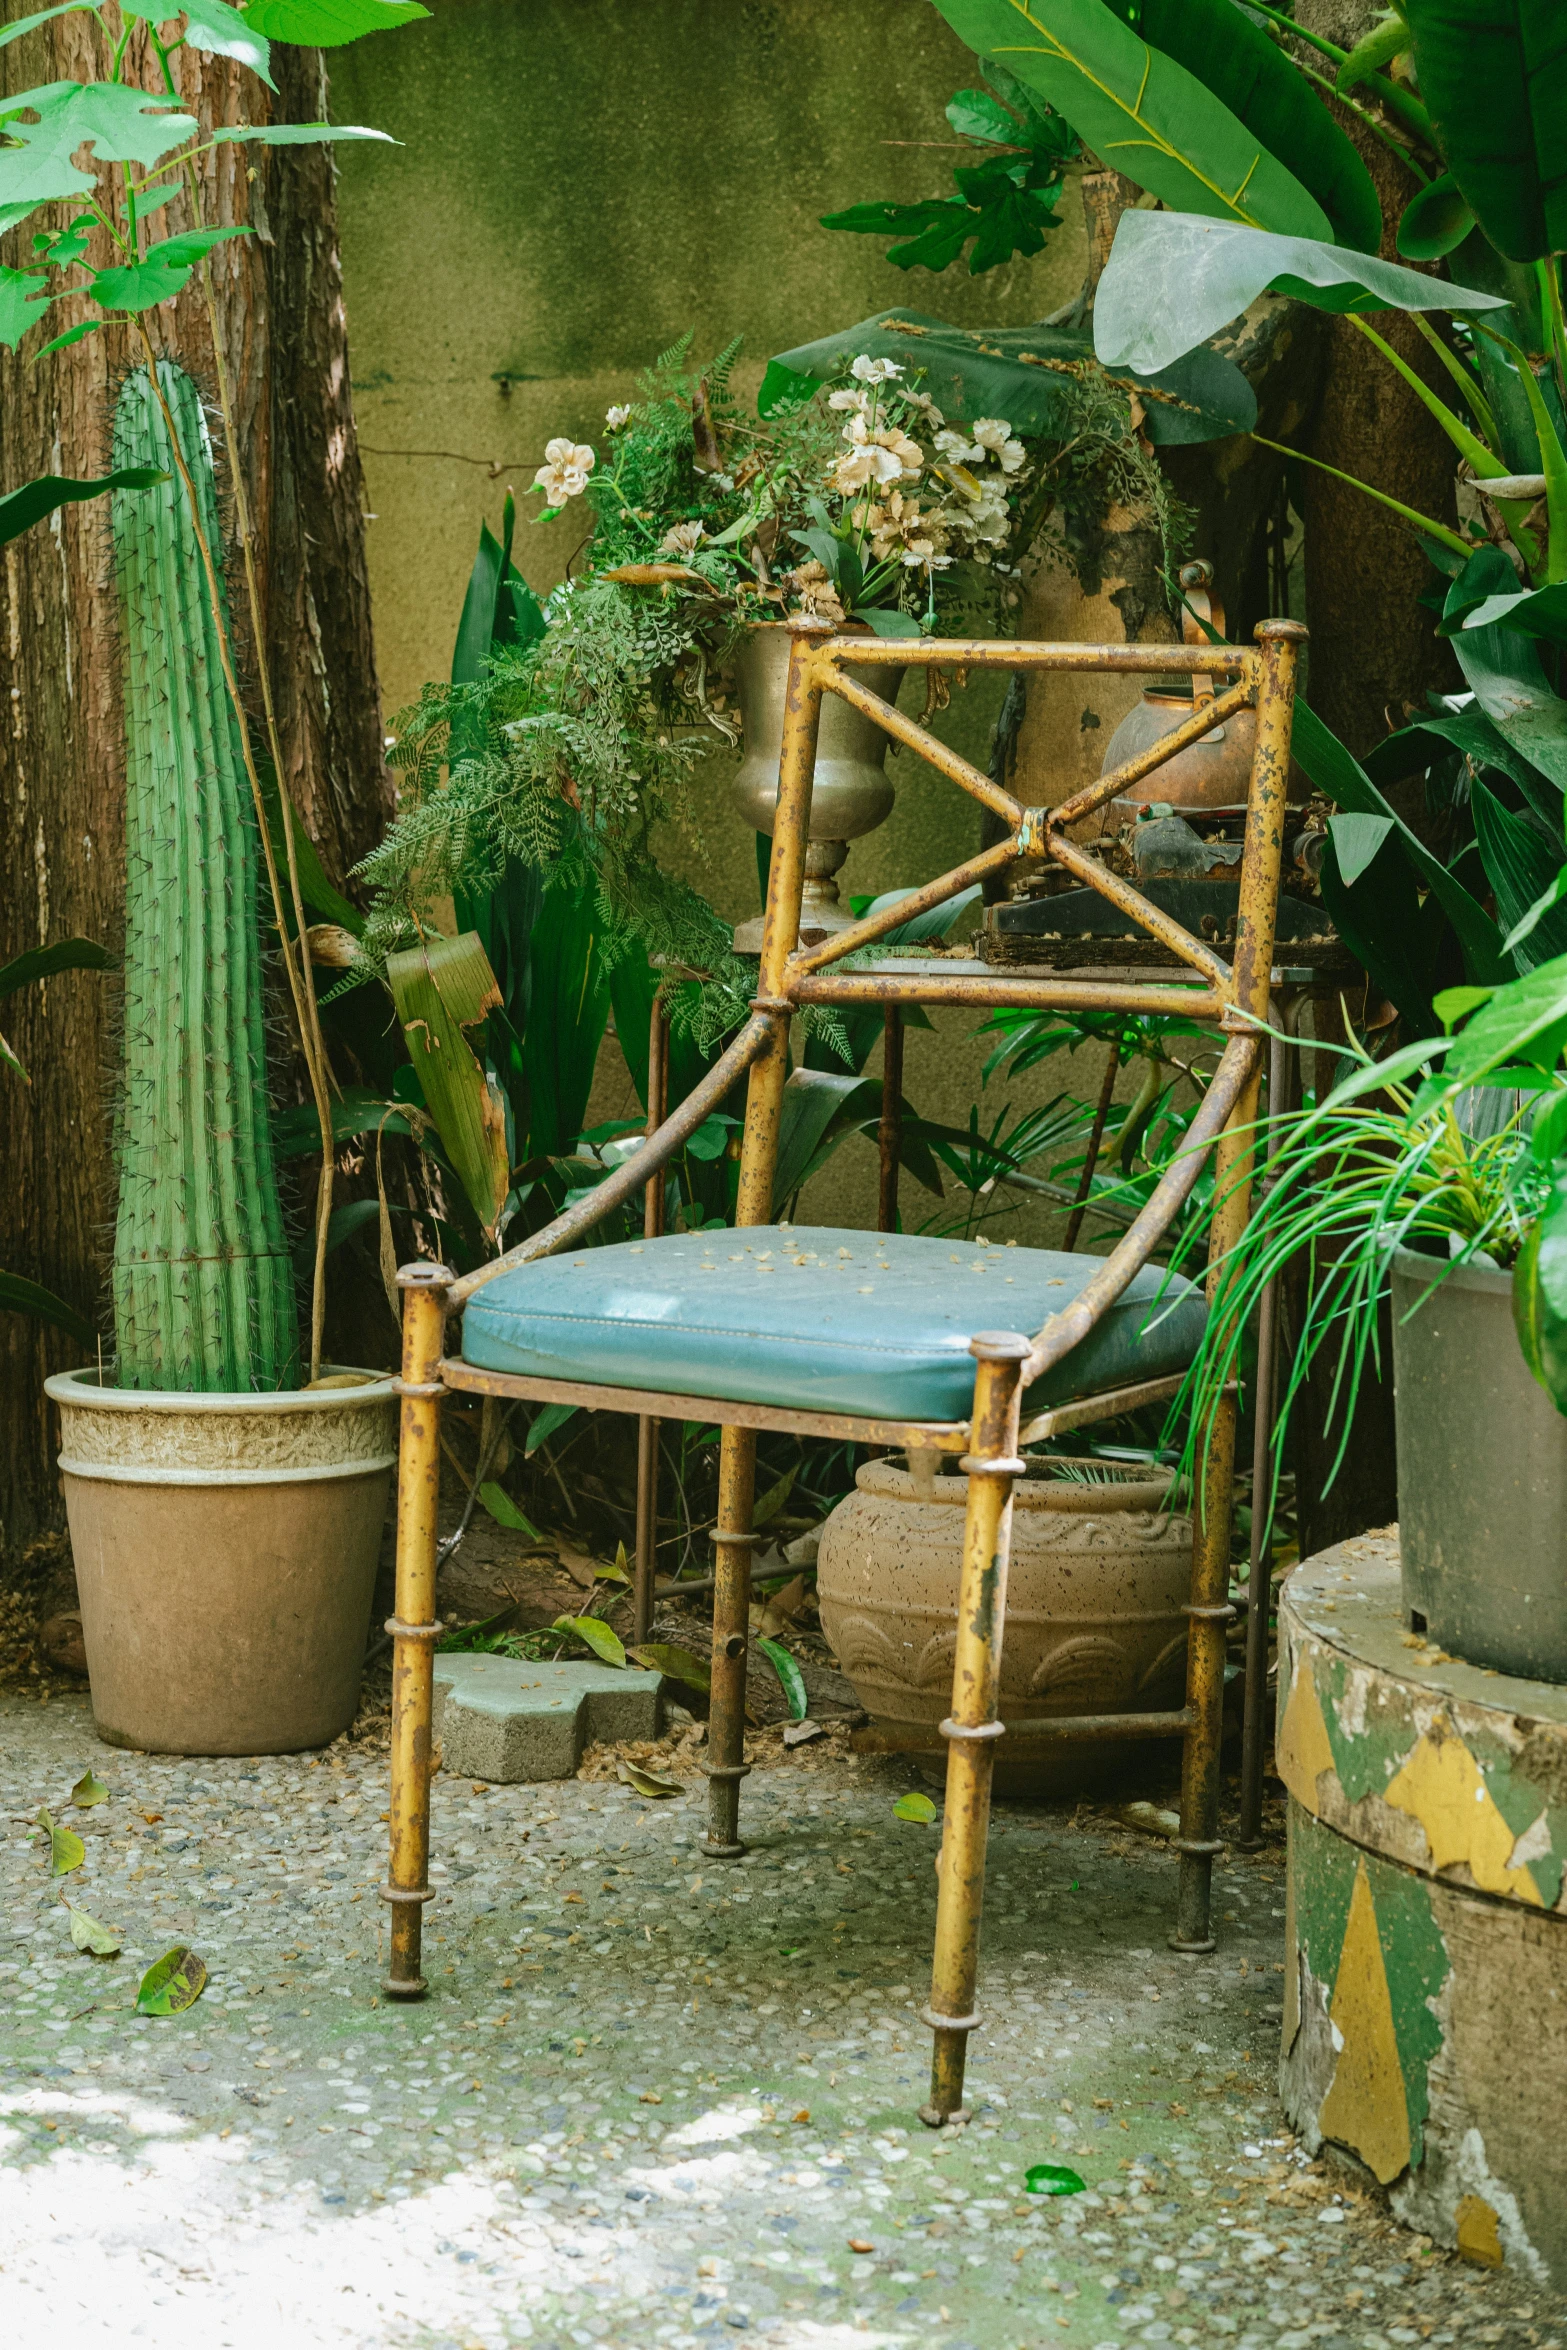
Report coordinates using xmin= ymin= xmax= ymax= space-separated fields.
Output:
xmin=449 ymin=621 xmax=1306 ymax=1332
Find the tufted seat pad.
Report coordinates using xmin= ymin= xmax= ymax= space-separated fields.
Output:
xmin=459 ymin=1226 xmax=1204 ymax=1424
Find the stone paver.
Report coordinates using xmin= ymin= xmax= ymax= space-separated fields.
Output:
xmin=0 ymin=1688 xmax=1556 ymax=2350
xmin=432 ymin=1656 xmax=664 ymax=1783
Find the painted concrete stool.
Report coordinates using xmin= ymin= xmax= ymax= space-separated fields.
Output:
xmin=1275 ymin=1531 xmax=1566 ymax=2289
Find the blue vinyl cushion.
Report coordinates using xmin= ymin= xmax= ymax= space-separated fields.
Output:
xmin=460 ymin=1226 xmax=1204 ymax=1424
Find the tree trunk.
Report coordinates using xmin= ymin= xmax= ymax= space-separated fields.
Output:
xmin=0 ymin=25 xmax=390 ymax=1563
xmin=1293 ymin=10 xmax=1462 ymax=755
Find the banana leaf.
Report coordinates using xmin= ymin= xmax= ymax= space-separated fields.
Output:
xmin=1402 ymin=0 xmax=1567 ymax=264
xmin=1108 ymin=0 xmax=1382 ymax=251
xmin=761 ymin=308 xmax=1255 ymax=444
xmin=386 ymin=931 xmax=511 ymax=1240
xmin=1445 ymin=550 xmax=1567 ymax=794
xmin=1471 ymin=777 xmax=1567 ymax=972
xmin=1093 ymin=211 xmax=1506 ymax=375
xmin=928 ymin=0 xmax=1330 ymax=236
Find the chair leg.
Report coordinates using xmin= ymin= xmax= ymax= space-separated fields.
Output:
xmin=634 ymin=1415 xmax=658 ymax=1645
xmin=705 ymin=1422 xmax=756 ymax=1858
xmin=921 ymin=1334 xmax=1027 ymax=2128
xmin=1171 ymin=1386 xmax=1237 ymax=1953
xmin=382 ymin=1263 xmax=450 ymax=1998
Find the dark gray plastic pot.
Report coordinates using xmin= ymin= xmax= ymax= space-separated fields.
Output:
xmin=1392 ymin=1246 xmax=1567 ymax=1682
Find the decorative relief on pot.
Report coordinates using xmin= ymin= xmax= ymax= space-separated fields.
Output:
xmin=1027 ymin=1636 xmax=1132 ymax=1706
xmin=816 ymin=1455 xmax=1192 ymax=1790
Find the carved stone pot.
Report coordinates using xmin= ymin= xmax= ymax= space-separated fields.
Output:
xmin=817 ymin=1454 xmax=1191 ymax=1795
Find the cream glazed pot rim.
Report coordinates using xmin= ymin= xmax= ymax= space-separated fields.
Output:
xmin=45 ymin=1364 xmax=397 ymax=1415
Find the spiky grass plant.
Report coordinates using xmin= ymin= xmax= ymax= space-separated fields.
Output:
xmin=1169 ymin=1049 xmax=1552 ymax=1500
xmin=110 ymin=362 xmax=299 ymax=1392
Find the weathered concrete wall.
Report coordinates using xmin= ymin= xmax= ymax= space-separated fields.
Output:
xmin=331 ymin=1 xmax=1100 ymax=1229
xmin=1277 ymin=1533 xmax=1567 ymax=2289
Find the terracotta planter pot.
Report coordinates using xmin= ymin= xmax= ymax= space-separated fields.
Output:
xmin=46 ymin=1366 xmax=397 ymax=1755
xmin=817 ymin=1454 xmax=1192 ymax=1793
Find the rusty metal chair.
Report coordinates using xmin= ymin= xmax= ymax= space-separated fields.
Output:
xmin=381 ymin=618 xmax=1305 ymax=2128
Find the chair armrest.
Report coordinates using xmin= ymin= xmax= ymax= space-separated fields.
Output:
xmin=1022 ymin=1030 xmax=1259 ymax=1385
xmin=449 ymin=1012 xmax=774 ymax=1308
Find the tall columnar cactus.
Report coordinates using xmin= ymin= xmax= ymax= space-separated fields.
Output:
xmin=110 ymin=361 xmax=300 ymax=1392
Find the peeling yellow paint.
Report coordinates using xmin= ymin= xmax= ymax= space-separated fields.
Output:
xmin=1319 ymin=1859 xmax=1411 ymax=2185
xmin=1384 ymin=1729 xmax=1545 ymax=1907
xmin=1456 ymin=2194 xmax=1504 ymax=2270
xmin=1277 ymin=1652 xmax=1336 ymax=1814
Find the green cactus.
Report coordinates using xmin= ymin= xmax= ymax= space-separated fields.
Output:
xmin=110 ymin=361 xmax=300 ymax=1392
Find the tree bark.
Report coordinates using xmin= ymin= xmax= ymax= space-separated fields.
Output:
xmin=1294 ymin=13 xmax=1462 ymax=755
xmin=0 ymin=24 xmax=389 ymax=1563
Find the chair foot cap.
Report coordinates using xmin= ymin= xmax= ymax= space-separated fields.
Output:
xmin=703 ymin=1837 xmax=747 ymax=1860
xmin=381 ymin=1976 xmax=427 ymax=1999
xmin=1168 ymin=1934 xmax=1217 ymax=1955
xmin=918 ymin=2103 xmax=970 ymax=2130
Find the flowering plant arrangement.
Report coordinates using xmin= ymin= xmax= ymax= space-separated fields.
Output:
xmin=525 ymin=337 xmax=1038 ymax=639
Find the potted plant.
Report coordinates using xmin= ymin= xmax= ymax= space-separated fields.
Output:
xmin=0 ymin=0 xmax=425 ymax=1753
xmin=1177 ymin=952 xmax=1567 ymax=1683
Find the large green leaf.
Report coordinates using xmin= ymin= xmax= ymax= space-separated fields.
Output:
xmin=1402 ymin=0 xmax=1567 ymax=263
xmin=212 ymin=121 xmax=395 ymax=149
xmin=90 ymin=226 xmax=252 ymax=313
xmin=929 ymin=0 xmax=1330 ymax=235
xmin=386 ymin=932 xmax=511 ymax=1240
xmin=1106 ymin=0 xmax=1382 ymax=251
xmin=237 ymin=0 xmax=429 ymax=40
xmin=0 ymin=265 xmax=48 ymax=347
xmin=1513 ymin=1169 xmax=1567 ymax=1412
xmin=1094 ymin=211 xmax=1507 ymax=374
xmin=1459 ymin=581 xmax=1567 ymax=648
xmin=120 ymin=0 xmax=273 ymax=84
xmin=521 ymin=877 xmax=611 ymax=1162
xmin=0 ymin=936 xmax=112 ymax=1002
xmin=0 ymin=83 xmax=197 ymax=211
xmin=1427 ymin=952 xmax=1567 ymax=1092
xmin=1445 ymin=551 xmax=1567 ymax=793
xmin=1319 ymin=820 xmax=1441 ymax=1035
xmin=1291 ymin=701 xmax=1507 ymax=985
xmin=0 ymin=6 xmax=97 ymax=51
xmin=0 ymin=469 xmax=163 ymax=541
xmin=761 ymin=309 xmax=1254 ymax=444
xmin=1472 ymin=777 xmax=1567 ymax=971
xmin=0 ymin=1271 xmax=94 ymax=1347
xmin=449 ymin=496 xmax=548 ymax=1149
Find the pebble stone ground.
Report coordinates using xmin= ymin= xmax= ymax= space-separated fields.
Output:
xmin=0 ymin=1687 xmax=1558 ymax=2350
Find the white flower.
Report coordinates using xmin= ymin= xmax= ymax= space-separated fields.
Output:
xmin=533 ymin=436 xmax=596 ymax=506
xmin=971 ymin=417 xmax=1028 ymax=474
xmin=828 ymin=387 xmax=870 ymax=413
xmin=605 ymin=404 xmax=632 ymax=430
xmin=934 ymin=426 xmax=984 ymax=465
xmin=850 ymin=354 xmax=904 ymax=385
xmin=657 ymin=519 xmax=706 ymax=557
xmin=830 ymin=412 xmax=918 ymax=495
xmin=867 ymin=490 xmax=944 ymax=568
xmin=911 ymin=392 xmax=945 ymax=426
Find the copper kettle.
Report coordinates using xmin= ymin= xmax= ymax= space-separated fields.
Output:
xmin=1092 ymin=565 xmax=1307 ymax=833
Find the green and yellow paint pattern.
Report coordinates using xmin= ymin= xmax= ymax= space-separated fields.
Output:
xmin=1273 ymin=1533 xmax=1567 ymax=2287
